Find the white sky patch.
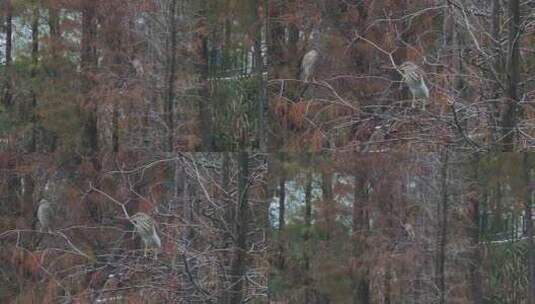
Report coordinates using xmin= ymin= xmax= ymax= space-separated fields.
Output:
xmin=269 ymin=173 xmax=356 ymax=229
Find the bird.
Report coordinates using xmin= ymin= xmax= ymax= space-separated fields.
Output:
xmin=131 ymin=58 xmax=144 ymax=76
xmin=398 ymin=61 xmax=429 ymax=110
xmin=130 ymin=212 xmax=161 ymax=258
xmin=299 ymin=49 xmax=319 ymax=83
xmin=402 ymin=223 xmax=416 ymax=240
xmin=37 ymin=198 xmax=56 ymax=233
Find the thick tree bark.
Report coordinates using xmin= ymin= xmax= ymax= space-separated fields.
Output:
xmin=501 ymin=0 xmax=521 ymax=151
xmin=3 ymin=0 xmax=13 ymax=107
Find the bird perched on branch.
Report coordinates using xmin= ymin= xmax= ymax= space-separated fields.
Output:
xmin=37 ymin=198 xmax=56 ymax=233
xmin=398 ymin=61 xmax=429 ymax=110
xmin=130 ymin=212 xmax=161 ymax=258
xmin=131 ymin=58 xmax=144 ymax=76
xmin=297 ymin=28 xmax=321 ymax=101
xmin=299 ymin=49 xmax=319 ymax=83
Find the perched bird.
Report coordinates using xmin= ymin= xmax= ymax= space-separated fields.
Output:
xmin=130 ymin=212 xmax=161 ymax=258
xmin=37 ymin=199 xmax=56 ymax=233
xmin=398 ymin=61 xmax=429 ymax=110
xmin=131 ymin=58 xmax=144 ymax=76
xmin=402 ymin=223 xmax=416 ymax=241
xmin=299 ymin=49 xmax=319 ymax=83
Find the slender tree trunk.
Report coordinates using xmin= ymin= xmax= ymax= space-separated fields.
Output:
xmin=166 ymin=0 xmax=178 ymax=152
xmin=45 ymin=4 xmax=60 ymax=150
xmin=3 ymin=0 xmax=13 ymax=107
xmin=502 ymin=0 xmax=521 ymax=151
xmin=321 ymin=169 xmax=334 ymax=240
xmin=523 ymin=153 xmax=535 ymax=304
xmin=262 ymin=154 xmax=274 ymax=236
xmin=252 ymin=0 xmax=267 ymax=150
xmin=81 ymin=0 xmax=98 ymax=157
xmin=220 ymin=152 xmax=233 ymax=304
xmin=196 ymin=0 xmax=214 ymax=150
xmin=30 ymin=5 xmax=40 ymax=152
xmin=352 ymin=168 xmax=370 ymax=304
xmin=489 ymin=0 xmax=502 ymax=148
xmin=48 ymin=6 xmax=60 ymax=57
xmin=303 ymin=169 xmax=312 ymax=303
xmin=102 ymin=2 xmax=126 ymax=153
xmin=267 ymin=0 xmax=285 ymax=149
xmin=384 ymin=265 xmax=391 ymax=304
xmin=277 ymin=171 xmax=286 ymax=269
xmin=287 ymin=1 xmax=300 ymax=102
xmin=468 ymin=155 xmax=483 ymax=304
xmin=228 ymin=152 xmax=249 ymax=303
xmin=222 ymin=152 xmax=233 ymax=233
xmin=436 ymin=149 xmax=449 ymax=304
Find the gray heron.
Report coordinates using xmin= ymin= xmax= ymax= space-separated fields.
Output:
xmin=130 ymin=212 xmax=161 ymax=258
xmin=37 ymin=199 xmax=56 ymax=233
xmin=399 ymin=61 xmax=429 ymax=110
xmin=299 ymin=49 xmax=319 ymax=83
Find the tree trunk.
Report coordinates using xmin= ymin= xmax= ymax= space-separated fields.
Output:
xmin=196 ymin=0 xmax=214 ymax=151
xmin=436 ymin=149 xmax=449 ymax=304
xmin=30 ymin=5 xmax=40 ymax=152
xmin=102 ymin=2 xmax=126 ymax=153
xmin=267 ymin=0 xmax=285 ymax=149
xmin=278 ymin=171 xmax=286 ymax=269
xmin=523 ymin=153 xmax=535 ymax=304
xmin=489 ymin=0 xmax=502 ymax=148
xmin=166 ymin=0 xmax=178 ymax=152
xmin=321 ymin=169 xmax=334 ymax=240
xmin=253 ymin=0 xmax=267 ymax=150
xmin=501 ymin=0 xmax=521 ymax=151
xmin=352 ymin=168 xmax=370 ymax=304
xmin=304 ymin=169 xmax=312 ymax=303
xmin=3 ymin=0 xmax=13 ymax=107
xmin=228 ymin=152 xmax=249 ymax=303
xmin=48 ymin=3 xmax=60 ymax=73
xmin=384 ymin=265 xmax=391 ymax=304
xmin=81 ymin=0 xmax=98 ymax=157
xmin=468 ymin=155 xmax=483 ymax=304
xmin=222 ymin=152 xmax=233 ymax=233
xmin=220 ymin=152 xmax=233 ymax=304
xmin=45 ymin=4 xmax=60 ymax=150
